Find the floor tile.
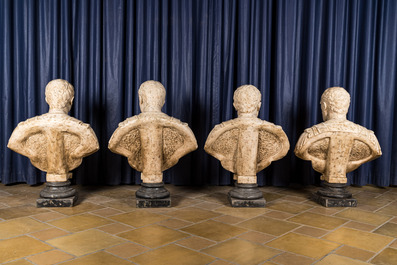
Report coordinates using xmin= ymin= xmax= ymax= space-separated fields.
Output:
xmin=30 ymin=227 xmax=70 ymax=241
xmin=390 ymin=240 xmax=397 ymax=248
xmin=182 ymin=220 xmax=247 ymax=241
xmin=213 ymin=215 xmax=245 ymax=224
xmin=167 ymin=207 xmax=221 ymax=222
xmin=262 ymin=192 xmax=285 ymax=202
xmin=334 ymin=245 xmax=375 ymax=261
xmin=264 ymin=210 xmax=295 ymax=220
xmin=316 ymin=254 xmax=371 ymax=265
xmin=270 ymin=252 xmax=315 ymax=265
xmin=48 ymin=213 xmax=113 ymax=232
xmin=288 ymin=212 xmax=347 ymax=230
xmin=335 ymin=208 xmax=392 ymax=226
xmin=308 ymin=206 xmax=344 ymax=216
xmin=376 ymin=201 xmax=397 ymax=216
xmin=194 ymin=202 xmax=224 ymax=210
xmin=27 ymin=250 xmax=74 ymax=265
xmin=209 ymin=260 xmax=235 ymax=265
xmin=46 ymin=229 xmax=125 ymax=256
xmin=91 ymin=207 xmax=123 ymax=217
xmin=118 ymin=224 xmax=188 ymax=248
xmin=60 ymin=251 xmax=132 ymax=265
xmin=237 ymin=231 xmax=276 ymax=244
xmin=266 ymin=233 xmax=340 ymax=259
xmin=323 ymin=227 xmax=394 ymax=252
xmin=110 ymin=210 xmax=168 ymax=227
xmin=130 ymin=244 xmax=214 ymax=265
xmin=267 ymin=201 xmax=313 ymax=214
xmin=374 ymin=222 xmax=397 ymax=237
xmin=106 ymin=242 xmax=149 ymax=258
xmin=213 ymin=206 xmax=268 ymax=219
xmin=371 ymin=248 xmax=397 ymax=265
xmin=4 ymin=259 xmax=33 ymax=265
xmin=343 ymin=221 xmax=377 ymax=232
xmin=293 ymin=226 xmax=328 ymax=237
xmin=176 ymin=236 xmax=216 ymax=250
xmin=157 ymin=218 xmax=193 ymax=229
xmin=0 ymin=236 xmax=53 ymax=263
xmin=0 ymin=217 xmax=49 ymax=239
xmin=100 ymin=200 xmax=136 ymax=212
xmin=239 ymin=216 xmax=299 ymax=236
xmin=0 ymin=205 xmax=48 ymax=220
xmin=50 ymin=202 xmax=104 ymax=215
xmin=97 ymin=223 xmax=133 ymax=234
xmin=199 ymin=193 xmax=229 ymax=205
xmin=203 ymin=238 xmax=280 ymax=265
xmin=32 ymin=211 xmax=66 ymax=222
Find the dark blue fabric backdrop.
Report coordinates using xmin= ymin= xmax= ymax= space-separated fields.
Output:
xmin=1 ymin=0 xmax=396 ymax=186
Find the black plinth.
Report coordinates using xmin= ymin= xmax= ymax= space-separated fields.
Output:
xmin=312 ymin=181 xmax=357 ymax=207
xmin=135 ymin=182 xmax=171 ymax=208
xmin=228 ymin=183 xmax=266 ymax=207
xmin=37 ymin=181 xmax=77 ymax=207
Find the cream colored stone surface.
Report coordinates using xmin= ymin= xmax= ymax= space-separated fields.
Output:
xmin=295 ymin=87 xmax=381 ymax=183
xmin=204 ymin=85 xmax=289 ymax=184
xmin=108 ymin=81 xmax=197 ymax=183
xmin=8 ymin=79 xmax=99 ymax=182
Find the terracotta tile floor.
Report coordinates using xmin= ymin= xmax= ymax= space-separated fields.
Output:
xmin=0 ymin=184 xmax=396 ymax=265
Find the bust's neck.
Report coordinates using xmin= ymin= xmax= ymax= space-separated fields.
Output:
xmin=49 ymin=108 xmax=68 ymax=114
xmin=325 ymin=113 xmax=347 ymax=121
xmin=238 ymin=112 xmax=258 ymax=118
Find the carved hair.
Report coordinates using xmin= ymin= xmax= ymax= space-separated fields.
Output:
xmin=138 ymin=81 xmax=166 ymax=110
xmin=233 ymin=85 xmax=261 ymax=114
xmin=45 ymin=79 xmax=74 ymax=110
xmin=321 ymin=87 xmax=350 ymax=114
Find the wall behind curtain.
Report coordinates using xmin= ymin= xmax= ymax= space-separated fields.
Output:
xmin=1 ymin=0 xmax=396 ymax=186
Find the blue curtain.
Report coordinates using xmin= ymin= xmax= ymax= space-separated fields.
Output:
xmin=1 ymin=0 xmax=396 ymax=187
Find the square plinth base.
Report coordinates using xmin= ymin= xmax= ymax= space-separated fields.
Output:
xmin=228 ymin=194 xmax=266 ymax=207
xmin=37 ymin=196 xmax=77 ymax=208
xmin=312 ymin=192 xmax=357 ymax=207
xmin=136 ymin=197 xmax=171 ymax=208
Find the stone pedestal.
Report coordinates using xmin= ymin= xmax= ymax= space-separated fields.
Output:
xmin=312 ymin=181 xmax=357 ymax=207
xmin=136 ymin=182 xmax=171 ymax=208
xmin=37 ymin=181 xmax=77 ymax=207
xmin=228 ymin=183 xmax=265 ymax=207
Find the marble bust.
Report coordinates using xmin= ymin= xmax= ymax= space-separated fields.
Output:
xmin=108 ymin=80 xmax=197 ymax=207
xmin=295 ymin=87 xmax=382 ymax=206
xmin=205 ymin=85 xmax=289 ymax=207
xmin=8 ymin=79 xmax=99 ymax=206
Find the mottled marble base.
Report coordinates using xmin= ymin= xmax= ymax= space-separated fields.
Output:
xmin=312 ymin=192 xmax=357 ymax=207
xmin=37 ymin=181 xmax=77 ymax=207
xmin=37 ymin=195 xmax=77 ymax=207
xmin=135 ymin=182 xmax=171 ymax=208
xmin=136 ymin=197 xmax=171 ymax=208
xmin=228 ymin=183 xmax=265 ymax=207
xmin=312 ymin=181 xmax=357 ymax=207
xmin=228 ymin=194 xmax=266 ymax=207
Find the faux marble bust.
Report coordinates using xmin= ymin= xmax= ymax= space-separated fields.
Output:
xmin=8 ymin=79 xmax=99 ymax=183
xmin=205 ymin=85 xmax=289 ymax=206
xmin=108 ymin=81 xmax=198 ymax=187
xmin=295 ymin=87 xmax=382 ymax=184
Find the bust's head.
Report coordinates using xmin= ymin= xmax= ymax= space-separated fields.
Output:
xmin=138 ymin=81 xmax=166 ymax=113
xmin=45 ymin=79 xmax=74 ymax=114
xmin=320 ymin=87 xmax=350 ymax=121
xmin=233 ymin=85 xmax=261 ymax=117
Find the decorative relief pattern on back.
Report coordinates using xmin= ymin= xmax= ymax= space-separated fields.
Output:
xmin=257 ymin=129 xmax=281 ymax=161
xmin=308 ymin=138 xmax=330 ymax=160
xmin=350 ymin=140 xmax=371 ymax=161
xmin=162 ymin=127 xmax=184 ymax=163
xmin=210 ymin=128 xmax=239 ymax=158
xmin=25 ymin=133 xmax=47 ymax=171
